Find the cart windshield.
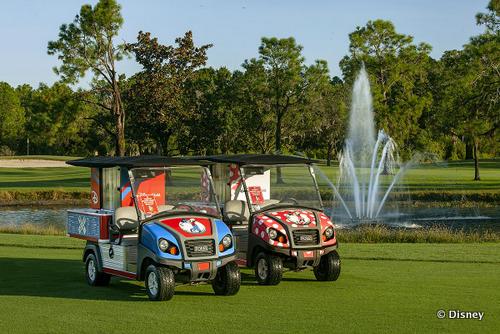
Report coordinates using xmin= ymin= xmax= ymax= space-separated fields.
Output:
xmin=129 ymin=166 xmax=220 ymax=219
xmin=239 ymin=164 xmax=322 ymax=212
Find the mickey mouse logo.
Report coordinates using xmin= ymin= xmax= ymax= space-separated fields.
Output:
xmin=284 ymin=211 xmax=311 ymax=225
xmin=179 ymin=218 xmax=206 ymax=234
xmin=91 ymin=190 xmax=99 ymax=205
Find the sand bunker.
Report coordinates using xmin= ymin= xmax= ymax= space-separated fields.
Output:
xmin=0 ymin=159 xmax=70 ymax=168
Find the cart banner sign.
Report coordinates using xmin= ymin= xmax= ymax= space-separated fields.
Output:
xmin=231 ymin=169 xmax=270 ymax=203
xmin=136 ymin=172 xmax=165 ymax=216
xmin=90 ymin=168 xmax=101 ymax=209
xmin=248 ymin=186 xmax=264 ymax=204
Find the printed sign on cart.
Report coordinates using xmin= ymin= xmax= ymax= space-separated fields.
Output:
xmin=67 ymin=212 xmax=100 ymax=239
xmin=230 ymin=168 xmax=270 ymax=202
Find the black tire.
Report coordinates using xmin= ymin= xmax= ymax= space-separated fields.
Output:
xmin=85 ymin=253 xmax=111 ymax=286
xmin=145 ymin=264 xmax=175 ymax=301
xmin=212 ymin=261 xmax=241 ymax=296
xmin=313 ymin=250 xmax=341 ymax=281
xmin=254 ymin=252 xmax=283 ymax=285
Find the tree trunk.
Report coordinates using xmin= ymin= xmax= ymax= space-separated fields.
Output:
xmin=275 ymin=114 xmax=284 ymax=184
xmin=115 ymin=110 xmax=125 ymax=156
xmin=465 ymin=137 xmax=474 ymax=160
xmin=473 ymin=137 xmax=480 ymax=181
xmin=326 ymin=143 xmax=333 ymax=167
xmin=114 ymin=85 xmax=126 ymax=157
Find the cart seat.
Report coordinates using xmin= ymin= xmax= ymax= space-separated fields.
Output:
xmin=113 ymin=206 xmax=139 ymax=232
xmin=224 ymin=200 xmax=249 ymax=224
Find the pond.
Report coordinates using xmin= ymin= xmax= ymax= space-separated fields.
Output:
xmin=1 ymin=205 xmax=499 ymax=232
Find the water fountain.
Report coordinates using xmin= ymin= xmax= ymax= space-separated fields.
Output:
xmin=334 ymin=66 xmax=403 ymax=221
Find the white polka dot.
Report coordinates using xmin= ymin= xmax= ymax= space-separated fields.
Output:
xmin=260 ymin=231 xmax=265 ymax=238
xmin=277 ymin=242 xmax=283 ymax=247
xmin=291 ymin=224 xmax=297 ymax=227
xmin=254 ymin=227 xmax=259 ymax=234
xmin=272 ymin=223 xmax=279 ymax=229
xmin=271 ymin=212 xmax=278 ymax=215
xmin=258 ymin=220 xmax=263 ymax=225
xmin=269 ymin=240 xmax=274 ymax=245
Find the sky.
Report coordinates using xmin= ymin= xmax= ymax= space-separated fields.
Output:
xmin=0 ymin=0 xmax=488 ymax=88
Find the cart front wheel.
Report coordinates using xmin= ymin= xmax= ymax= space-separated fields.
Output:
xmin=145 ymin=265 xmax=175 ymax=301
xmin=212 ymin=261 xmax=241 ymax=296
xmin=255 ymin=252 xmax=282 ymax=285
xmin=85 ymin=253 xmax=110 ymax=286
xmin=313 ymin=250 xmax=341 ymax=281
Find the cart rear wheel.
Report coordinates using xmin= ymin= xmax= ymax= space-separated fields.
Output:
xmin=212 ymin=261 xmax=241 ymax=296
xmin=313 ymin=250 xmax=341 ymax=281
xmin=85 ymin=253 xmax=110 ymax=286
xmin=255 ymin=252 xmax=282 ymax=285
xmin=145 ymin=265 xmax=175 ymax=301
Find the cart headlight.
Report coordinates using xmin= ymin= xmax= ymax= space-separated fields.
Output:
xmin=267 ymin=228 xmax=287 ymax=244
xmin=222 ymin=235 xmax=232 ymax=248
xmin=324 ymin=227 xmax=334 ymax=240
xmin=158 ymin=238 xmax=169 ymax=252
xmin=268 ymin=228 xmax=278 ymax=240
xmin=219 ymin=234 xmax=232 ymax=252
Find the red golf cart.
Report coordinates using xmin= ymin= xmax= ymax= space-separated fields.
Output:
xmin=204 ymin=154 xmax=340 ymax=285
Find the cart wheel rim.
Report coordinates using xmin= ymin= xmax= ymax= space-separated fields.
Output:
xmin=87 ymin=259 xmax=96 ymax=282
xmin=257 ymin=258 xmax=268 ymax=280
xmin=147 ymin=271 xmax=159 ymax=296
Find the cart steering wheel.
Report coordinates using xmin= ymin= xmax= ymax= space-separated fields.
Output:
xmin=172 ymin=203 xmax=196 ymax=211
xmin=279 ymin=198 xmax=299 ymax=205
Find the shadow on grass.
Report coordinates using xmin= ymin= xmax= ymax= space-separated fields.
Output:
xmin=240 ymin=271 xmax=318 ymax=285
xmin=0 ymin=257 xmax=218 ymax=301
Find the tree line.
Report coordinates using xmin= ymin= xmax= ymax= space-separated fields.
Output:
xmin=0 ymin=0 xmax=498 ymax=179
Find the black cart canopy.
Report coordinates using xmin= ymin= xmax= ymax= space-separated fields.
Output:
xmin=66 ymin=156 xmax=214 ymax=169
xmin=199 ymin=154 xmax=317 ymax=165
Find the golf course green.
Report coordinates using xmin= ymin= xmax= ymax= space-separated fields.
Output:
xmin=0 ymin=159 xmax=499 ymax=205
xmin=0 ymin=234 xmax=498 ymax=333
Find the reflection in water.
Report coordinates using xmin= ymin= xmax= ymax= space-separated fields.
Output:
xmin=1 ymin=206 xmax=499 ymax=232
xmin=328 ymin=207 xmax=500 ymax=231
xmin=0 ymin=207 xmax=75 ymax=229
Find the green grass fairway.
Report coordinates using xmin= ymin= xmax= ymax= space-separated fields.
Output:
xmin=0 ymin=167 xmax=89 ymax=192
xmin=0 ymin=159 xmax=498 ymax=193
xmin=0 ymin=235 xmax=498 ymax=333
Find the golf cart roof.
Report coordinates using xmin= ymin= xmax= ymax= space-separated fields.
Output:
xmin=66 ymin=156 xmax=214 ymax=168
xmin=201 ymin=154 xmax=317 ymax=165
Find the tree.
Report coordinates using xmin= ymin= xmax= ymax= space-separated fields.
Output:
xmin=298 ymin=77 xmax=349 ymax=165
xmin=436 ymin=1 xmax=499 ymax=180
xmin=241 ymin=37 xmax=330 ymax=181
xmin=17 ymin=83 xmax=95 ymax=155
xmin=339 ymin=20 xmax=433 ymax=158
xmin=178 ymin=67 xmax=235 ymax=155
xmin=47 ymin=0 xmax=127 ymax=156
xmin=125 ymin=31 xmax=211 ymax=154
xmin=258 ymin=37 xmax=308 ymax=155
xmin=232 ymin=60 xmax=275 ymax=153
xmin=0 ymin=82 xmax=25 ymax=153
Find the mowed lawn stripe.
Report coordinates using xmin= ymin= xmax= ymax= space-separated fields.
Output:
xmin=0 ymin=239 xmax=498 ymax=333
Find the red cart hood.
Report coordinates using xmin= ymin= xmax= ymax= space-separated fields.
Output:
xmin=265 ymin=209 xmax=317 ymax=227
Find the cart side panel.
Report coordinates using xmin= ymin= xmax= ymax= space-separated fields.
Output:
xmin=67 ymin=209 xmax=112 ymax=241
xmin=90 ymin=167 xmax=102 ymax=209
